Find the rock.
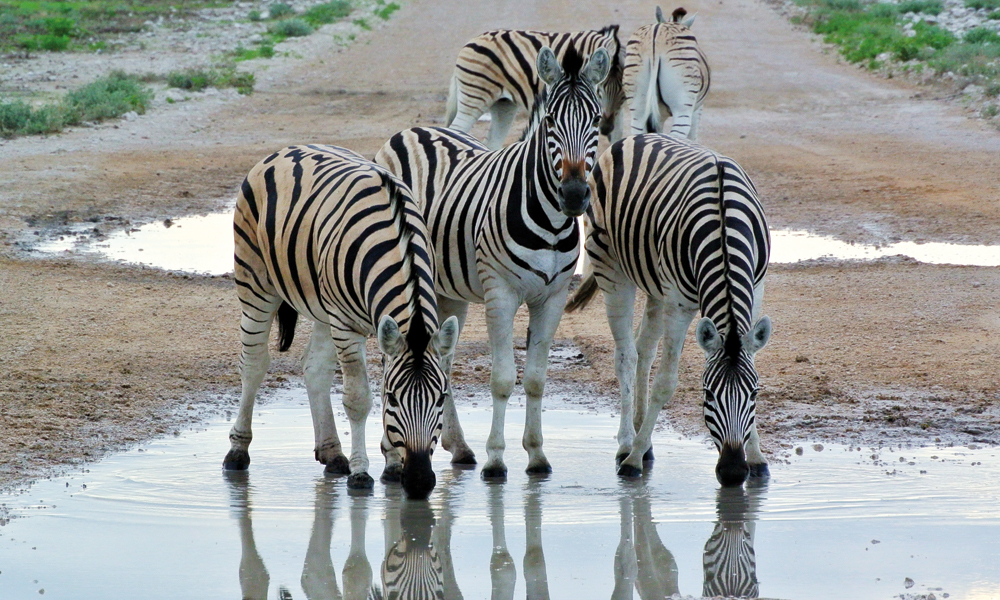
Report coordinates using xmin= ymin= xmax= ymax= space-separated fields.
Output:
xmin=871 ymin=539 xmax=880 ymax=544
xmin=795 ymin=354 xmax=810 ymax=363
xmin=905 ymin=577 xmax=915 ymax=588
xmin=795 ymin=446 xmax=804 ymax=455
xmin=122 ymin=111 xmax=138 ymax=121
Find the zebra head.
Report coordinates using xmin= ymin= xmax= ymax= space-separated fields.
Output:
xmin=536 ymin=44 xmax=611 ymax=218
xmin=696 ymin=316 xmax=772 ymax=486
xmin=596 ymin=25 xmax=627 ymax=137
xmin=377 ymin=314 xmax=460 ymax=499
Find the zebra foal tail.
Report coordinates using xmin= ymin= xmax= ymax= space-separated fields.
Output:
xmin=565 ymin=274 xmax=599 ymax=313
xmin=444 ymin=72 xmax=459 ymax=127
xmin=276 ymin=301 xmax=298 ymax=352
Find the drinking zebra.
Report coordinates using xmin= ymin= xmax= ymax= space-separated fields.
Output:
xmin=620 ymin=6 xmax=710 ymax=141
xmin=377 ymin=46 xmax=611 ymax=479
xmin=445 ymin=27 xmax=624 ymax=149
xmin=225 ymin=144 xmax=460 ymax=499
xmin=567 ymin=134 xmax=771 ymax=486
xmin=703 ymin=485 xmax=763 ymax=598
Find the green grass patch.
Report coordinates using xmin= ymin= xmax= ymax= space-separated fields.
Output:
xmin=930 ymin=38 xmax=1000 ymax=77
xmin=964 ymin=26 xmax=1000 ymax=44
xmin=352 ymin=17 xmax=369 ymax=30
xmin=267 ymin=2 xmax=295 ymax=18
xmin=302 ymin=1 xmax=350 ymax=26
xmin=230 ymin=43 xmax=275 ymax=61
xmin=896 ymin=0 xmax=943 ymax=14
xmin=966 ymin=0 xmax=1000 ymax=9
xmin=268 ymin=17 xmax=312 ymax=37
xmin=165 ymin=67 xmax=255 ymax=94
xmin=374 ymin=0 xmax=399 ymax=20
xmin=984 ymin=104 xmax=1000 ymax=117
xmin=813 ymin=9 xmax=954 ymax=63
xmin=0 ymin=70 xmax=152 ymax=138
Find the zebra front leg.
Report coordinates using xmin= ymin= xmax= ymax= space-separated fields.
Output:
xmin=521 ymin=288 xmax=571 ymax=474
xmin=487 ymin=483 xmax=516 ymax=599
xmin=301 ymin=479 xmax=341 ymax=600
xmin=303 ymin=322 xmax=350 ymax=475
xmin=225 ymin=306 xmax=278 ymax=470
xmin=437 ymin=295 xmax=476 ymax=465
xmin=634 ymin=296 xmax=667 ymax=464
xmin=619 ymin=305 xmax=695 ymax=477
xmin=746 ymin=422 xmax=769 ymax=478
xmin=481 ymin=285 xmax=521 ymax=479
xmin=335 ymin=332 xmax=375 ymax=490
xmin=603 ymin=282 xmax=638 ymax=467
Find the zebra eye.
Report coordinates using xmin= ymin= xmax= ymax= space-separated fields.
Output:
xmin=384 ymin=393 xmax=399 ymax=408
xmin=703 ymin=389 xmax=716 ymax=407
xmin=592 ymin=115 xmax=600 ymax=126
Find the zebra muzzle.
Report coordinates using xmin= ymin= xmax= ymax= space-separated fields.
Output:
xmin=558 ymin=178 xmax=591 ymax=217
xmin=715 ymin=443 xmax=749 ymax=487
xmin=401 ymin=450 xmax=436 ymax=500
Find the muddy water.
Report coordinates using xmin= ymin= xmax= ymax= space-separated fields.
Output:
xmin=1 ymin=390 xmax=998 ymax=599
xmin=34 ymin=212 xmax=1000 ymax=275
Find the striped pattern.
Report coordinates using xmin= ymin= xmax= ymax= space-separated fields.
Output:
xmin=703 ymin=521 xmax=759 ymax=598
xmin=228 ymin=144 xmax=452 ymax=496
xmin=569 ymin=133 xmax=770 ymax=483
xmin=621 ymin=7 xmax=710 ymax=141
xmin=446 ymin=26 xmax=623 ymax=148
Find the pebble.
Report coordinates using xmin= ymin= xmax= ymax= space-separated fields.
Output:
xmin=905 ymin=577 xmax=915 ymax=588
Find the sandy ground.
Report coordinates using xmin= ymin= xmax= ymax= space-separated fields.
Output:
xmin=2 ymin=0 xmax=1000 ymax=491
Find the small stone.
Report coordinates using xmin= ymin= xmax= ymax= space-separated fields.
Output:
xmin=871 ymin=539 xmax=880 ymax=544
xmin=812 ymin=444 xmax=824 ymax=452
xmin=904 ymin=577 xmax=915 ymax=589
xmin=795 ymin=355 xmax=809 ymax=363
xmin=795 ymin=446 xmax=804 ymax=455
xmin=122 ymin=111 xmax=138 ymax=121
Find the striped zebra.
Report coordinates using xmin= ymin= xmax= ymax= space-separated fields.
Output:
xmin=620 ymin=6 xmax=709 ymax=142
xmin=703 ymin=486 xmax=762 ymax=598
xmin=224 ymin=144 xmax=460 ymax=499
xmin=377 ymin=45 xmax=611 ymax=479
xmin=445 ymin=26 xmax=624 ymax=149
xmin=567 ymin=134 xmax=772 ymax=485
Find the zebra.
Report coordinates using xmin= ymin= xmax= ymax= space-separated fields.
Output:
xmin=445 ymin=26 xmax=624 ymax=149
xmin=566 ymin=134 xmax=772 ymax=486
xmin=612 ymin=487 xmax=680 ymax=600
xmin=224 ymin=144 xmax=460 ymax=499
xmin=703 ymin=485 xmax=763 ymax=598
xmin=377 ymin=45 xmax=611 ymax=479
xmin=619 ymin=6 xmax=709 ymax=142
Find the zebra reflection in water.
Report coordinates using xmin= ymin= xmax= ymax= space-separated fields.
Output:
xmin=702 ymin=484 xmax=764 ymax=599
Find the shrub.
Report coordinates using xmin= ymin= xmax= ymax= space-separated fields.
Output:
xmin=896 ymin=0 xmax=944 ymax=14
xmin=231 ymin=43 xmax=275 ymax=61
xmin=986 ymin=82 xmax=1000 ymax=96
xmin=268 ymin=18 xmax=313 ymax=37
xmin=930 ymin=39 xmax=1000 ymax=76
xmin=166 ymin=67 xmax=255 ymax=94
xmin=303 ymin=1 xmax=351 ymax=26
xmin=964 ymin=26 xmax=1000 ymax=44
xmin=374 ymin=1 xmax=400 ymax=19
xmin=43 ymin=16 xmax=76 ymax=37
xmin=248 ymin=9 xmax=262 ymax=21
xmin=268 ymin=2 xmax=296 ymax=18
xmin=63 ymin=71 xmax=153 ymax=123
xmin=966 ymin=0 xmax=1000 ymax=9
xmin=990 ymin=10 xmax=1000 ymax=18
xmin=984 ymin=104 xmax=1000 ymax=117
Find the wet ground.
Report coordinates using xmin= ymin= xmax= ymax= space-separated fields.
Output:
xmin=1 ymin=389 xmax=997 ymax=600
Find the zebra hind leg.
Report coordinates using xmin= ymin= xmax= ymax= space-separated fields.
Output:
xmin=335 ymin=331 xmax=375 ymax=490
xmin=602 ymin=281 xmax=638 ymax=468
xmin=633 ymin=295 xmax=667 ymax=464
xmin=302 ymin=321 xmax=349 ymax=475
xmin=436 ymin=295 xmax=476 ymax=465
xmin=486 ymin=99 xmax=518 ymax=150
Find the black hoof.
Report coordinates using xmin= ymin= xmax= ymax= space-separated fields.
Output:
xmin=481 ymin=465 xmax=508 ymax=480
xmin=617 ymin=463 xmax=642 ymax=478
xmin=525 ymin=463 xmax=552 ymax=475
xmin=642 ymin=447 xmax=654 ymax=463
xmin=451 ymin=451 xmax=477 ymax=466
xmin=347 ymin=472 xmax=375 ymax=490
xmin=324 ymin=455 xmax=351 ymax=476
xmin=223 ymin=449 xmax=250 ymax=470
xmin=748 ymin=462 xmax=770 ymax=478
xmin=615 ymin=452 xmax=629 ymax=467
xmin=380 ymin=464 xmax=403 ymax=484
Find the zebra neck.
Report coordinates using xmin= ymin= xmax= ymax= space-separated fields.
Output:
xmin=522 ymin=125 xmax=570 ymax=230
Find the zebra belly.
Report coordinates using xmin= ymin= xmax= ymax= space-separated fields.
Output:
xmin=478 ymin=245 xmax=578 ymax=303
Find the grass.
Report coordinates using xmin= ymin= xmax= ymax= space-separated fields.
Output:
xmin=268 ymin=17 xmax=312 ymax=37
xmin=896 ymin=0 xmax=943 ymax=14
xmin=374 ymin=0 xmax=399 ymax=20
xmin=229 ymin=43 xmax=275 ymax=61
xmin=0 ymin=71 xmax=152 ymax=138
xmin=267 ymin=2 xmax=295 ymax=18
xmin=966 ymin=0 xmax=1000 ymax=9
xmin=165 ymin=67 xmax=255 ymax=94
xmin=302 ymin=1 xmax=351 ymax=26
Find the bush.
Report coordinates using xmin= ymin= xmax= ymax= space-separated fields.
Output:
xmin=964 ymin=26 xmax=1000 ymax=44
xmin=815 ymin=10 xmax=954 ymax=63
xmin=248 ymin=9 xmax=262 ymax=21
xmin=374 ymin=1 xmax=400 ymax=20
xmin=986 ymin=82 xmax=1000 ymax=96
xmin=966 ymin=0 xmax=1000 ymax=8
xmin=268 ymin=18 xmax=313 ymax=37
xmin=303 ymin=1 xmax=351 ymax=26
xmin=43 ymin=16 xmax=76 ymax=37
xmin=984 ymin=104 xmax=1000 ymax=117
xmin=896 ymin=0 xmax=944 ymax=14
xmin=268 ymin=2 xmax=295 ymax=18
xmin=231 ymin=43 xmax=275 ymax=61
xmin=18 ymin=33 xmax=71 ymax=51
xmin=166 ymin=67 xmax=255 ymax=94
xmin=930 ymin=39 xmax=1000 ymax=76
xmin=63 ymin=71 xmax=153 ymax=123
xmin=0 ymin=101 xmax=64 ymax=137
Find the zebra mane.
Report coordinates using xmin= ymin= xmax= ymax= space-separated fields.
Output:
xmin=518 ymin=86 xmax=548 ymax=142
xmin=715 ymin=156 xmax=741 ymax=360
xmin=381 ymin=171 xmax=434 ymax=356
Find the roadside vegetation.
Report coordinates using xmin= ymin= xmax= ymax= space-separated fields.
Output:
xmin=793 ymin=0 xmax=1000 ymax=120
xmin=0 ymin=71 xmax=152 ymax=138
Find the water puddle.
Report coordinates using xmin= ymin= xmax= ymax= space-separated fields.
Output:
xmin=1 ymin=390 xmax=998 ymax=599
xmin=32 ymin=210 xmax=1000 ymax=276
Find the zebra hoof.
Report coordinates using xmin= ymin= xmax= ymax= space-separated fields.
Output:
xmin=615 ymin=452 xmax=629 ymax=466
xmin=451 ymin=451 xmax=477 ymax=466
xmin=347 ymin=472 xmax=375 ymax=490
xmin=525 ymin=462 xmax=552 ymax=475
xmin=748 ymin=462 xmax=770 ymax=478
xmin=617 ymin=463 xmax=642 ymax=478
xmin=324 ymin=455 xmax=351 ymax=476
xmin=642 ymin=447 xmax=655 ymax=463
xmin=223 ymin=449 xmax=250 ymax=471
xmin=380 ymin=463 xmax=403 ymax=483
xmin=481 ymin=465 xmax=508 ymax=480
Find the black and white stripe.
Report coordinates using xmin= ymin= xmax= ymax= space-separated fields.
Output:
xmin=224 ymin=144 xmax=458 ymax=499
xmin=567 ymin=133 xmax=771 ymax=485
xmin=378 ymin=46 xmax=610 ymax=479
xmin=445 ymin=27 xmax=624 ymax=149
xmin=703 ymin=486 xmax=761 ymax=598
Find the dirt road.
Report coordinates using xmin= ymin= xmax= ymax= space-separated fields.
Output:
xmin=2 ymin=0 xmax=999 ymax=489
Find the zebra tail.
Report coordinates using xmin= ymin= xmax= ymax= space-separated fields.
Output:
xmin=276 ymin=301 xmax=298 ymax=352
xmin=444 ymin=71 xmax=459 ymax=127
xmin=565 ymin=273 xmax=599 ymax=313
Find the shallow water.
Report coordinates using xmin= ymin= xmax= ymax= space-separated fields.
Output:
xmin=1 ymin=390 xmax=998 ymax=599
xmin=34 ymin=212 xmax=1000 ymax=275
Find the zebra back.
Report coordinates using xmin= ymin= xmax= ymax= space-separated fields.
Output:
xmin=234 ymin=144 xmax=438 ymax=340
xmin=449 ymin=27 xmax=623 ymax=123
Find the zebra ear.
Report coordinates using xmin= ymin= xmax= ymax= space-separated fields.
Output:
xmin=655 ymin=5 xmax=666 ymax=22
xmin=433 ymin=316 xmax=460 ymax=358
xmin=583 ymin=47 xmax=611 ymax=86
xmin=377 ymin=315 xmax=406 ymax=357
xmin=681 ymin=13 xmax=697 ymax=27
xmin=696 ymin=317 xmax=723 ymax=355
xmin=743 ymin=316 xmax=772 ymax=354
xmin=537 ymin=47 xmax=563 ymax=86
